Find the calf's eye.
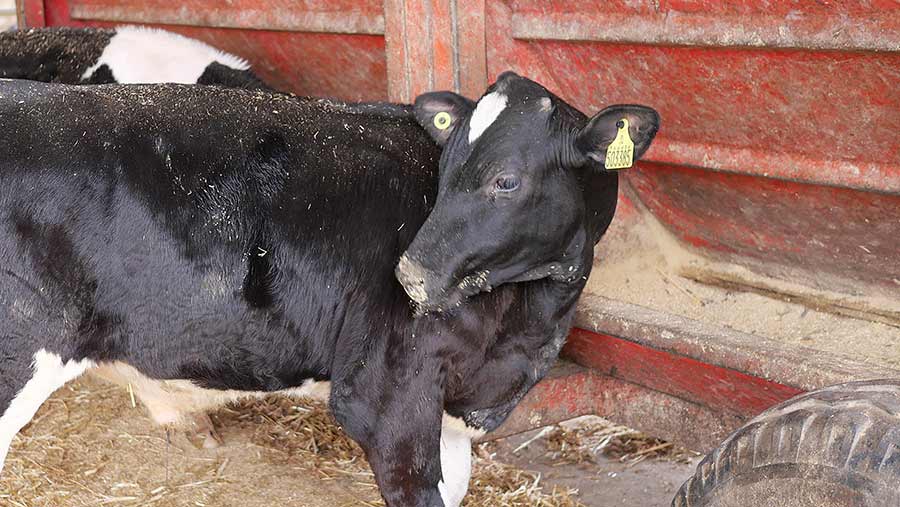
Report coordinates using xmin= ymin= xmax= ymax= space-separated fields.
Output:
xmin=494 ymin=174 xmax=521 ymax=192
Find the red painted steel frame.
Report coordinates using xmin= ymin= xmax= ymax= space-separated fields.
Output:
xmin=490 ymin=328 xmax=809 ymax=453
xmin=565 ymin=329 xmax=803 ymax=418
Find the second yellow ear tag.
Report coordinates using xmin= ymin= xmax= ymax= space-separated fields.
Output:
xmin=434 ymin=111 xmax=452 ymax=130
xmin=605 ymin=118 xmax=635 ymax=170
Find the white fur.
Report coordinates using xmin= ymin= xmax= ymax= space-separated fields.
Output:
xmin=90 ymin=362 xmax=330 ymax=427
xmin=438 ymin=414 xmax=474 ymax=507
xmin=81 ymin=26 xmax=250 ymax=84
xmin=539 ymin=97 xmax=553 ymax=112
xmin=468 ymin=91 xmax=508 ymax=143
xmin=442 ymin=412 xmax=486 ymax=439
xmin=0 ymin=350 xmax=94 ymax=473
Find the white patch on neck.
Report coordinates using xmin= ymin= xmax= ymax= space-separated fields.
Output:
xmin=81 ymin=26 xmax=250 ymax=84
xmin=441 ymin=412 xmax=486 ymax=439
xmin=468 ymin=91 xmax=508 ymax=143
xmin=438 ymin=413 xmax=474 ymax=507
xmin=0 ymin=350 xmax=94 ymax=472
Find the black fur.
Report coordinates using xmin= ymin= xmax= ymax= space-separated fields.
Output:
xmin=82 ymin=63 xmax=116 ymax=84
xmin=0 ymin=77 xmax=658 ymax=507
xmin=197 ymin=61 xmax=273 ymax=90
xmin=0 ymin=27 xmax=112 ymax=82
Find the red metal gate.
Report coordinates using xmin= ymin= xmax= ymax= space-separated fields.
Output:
xmin=17 ymin=0 xmax=900 ymax=451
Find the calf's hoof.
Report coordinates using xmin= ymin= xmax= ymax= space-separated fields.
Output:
xmin=184 ymin=413 xmax=223 ymax=449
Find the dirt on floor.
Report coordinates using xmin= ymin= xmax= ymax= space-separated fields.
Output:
xmin=586 ymin=213 xmax=900 ymax=368
xmin=1 ymin=377 xmax=695 ymax=507
xmin=2 ymin=376 xmax=375 ymax=507
xmin=488 ymin=417 xmax=699 ymax=507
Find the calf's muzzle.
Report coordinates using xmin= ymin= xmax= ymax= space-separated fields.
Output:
xmin=396 ymin=254 xmax=432 ymax=305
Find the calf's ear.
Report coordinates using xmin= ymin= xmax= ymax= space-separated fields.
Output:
xmin=414 ymin=91 xmax=476 ymax=146
xmin=573 ymin=105 xmax=660 ymax=168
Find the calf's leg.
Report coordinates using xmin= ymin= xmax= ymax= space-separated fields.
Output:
xmin=91 ymin=362 xmax=223 ymax=448
xmin=0 ymin=348 xmax=94 ymax=473
xmin=332 ymin=341 xmax=451 ymax=506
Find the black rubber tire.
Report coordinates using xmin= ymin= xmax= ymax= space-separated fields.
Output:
xmin=673 ymin=380 xmax=900 ymax=507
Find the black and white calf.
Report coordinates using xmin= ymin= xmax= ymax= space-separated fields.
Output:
xmin=0 ymin=72 xmax=658 ymax=507
xmin=0 ymin=26 xmax=268 ymax=88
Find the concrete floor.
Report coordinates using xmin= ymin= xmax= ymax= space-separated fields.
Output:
xmin=492 ymin=426 xmax=700 ymax=507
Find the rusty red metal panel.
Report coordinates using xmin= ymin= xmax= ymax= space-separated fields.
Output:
xmin=492 ymin=362 xmax=751 ymax=453
xmin=384 ymin=0 xmax=437 ymax=102
xmin=66 ymin=0 xmax=385 ymax=33
xmin=20 ymin=0 xmax=46 ymax=27
xmin=628 ymin=163 xmax=900 ymax=291
xmin=484 ymin=0 xmax=900 ymax=297
xmin=514 ymin=44 xmax=900 ymax=185
xmin=382 ymin=0 xmax=407 ymax=101
xmin=431 ymin=0 xmax=456 ymax=92
xmin=489 ymin=2 xmax=900 ymax=171
xmin=508 ymin=0 xmax=900 ymax=52
xmin=455 ymin=0 xmax=487 ymax=98
xmin=385 ymin=0 xmax=483 ymax=102
xmin=564 ymin=329 xmax=804 ymax=417
xmin=164 ymin=28 xmax=387 ymax=101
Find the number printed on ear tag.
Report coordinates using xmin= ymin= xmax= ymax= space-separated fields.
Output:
xmin=605 ymin=118 xmax=635 ymax=170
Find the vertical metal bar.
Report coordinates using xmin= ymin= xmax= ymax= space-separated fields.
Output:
xmin=383 ymin=0 xmax=411 ymax=102
xmin=15 ymin=0 xmax=25 ymax=27
xmin=430 ymin=0 xmax=455 ymax=92
xmin=449 ymin=0 xmax=460 ymax=92
xmin=403 ymin=0 xmax=431 ymax=98
xmin=19 ymin=0 xmax=46 ymax=27
xmin=384 ymin=0 xmax=484 ymax=102
xmin=456 ymin=0 xmax=486 ymax=98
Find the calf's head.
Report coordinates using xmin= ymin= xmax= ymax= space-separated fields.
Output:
xmin=397 ymin=72 xmax=659 ymax=312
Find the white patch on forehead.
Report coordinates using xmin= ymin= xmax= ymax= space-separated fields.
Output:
xmin=438 ymin=413 xmax=474 ymax=507
xmin=0 ymin=350 xmax=94 ymax=472
xmin=468 ymin=91 xmax=508 ymax=143
xmin=539 ymin=97 xmax=553 ymax=112
xmin=81 ymin=26 xmax=250 ymax=84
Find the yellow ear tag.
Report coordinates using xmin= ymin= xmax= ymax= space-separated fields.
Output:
xmin=604 ymin=118 xmax=635 ymax=170
xmin=434 ymin=111 xmax=452 ymax=130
